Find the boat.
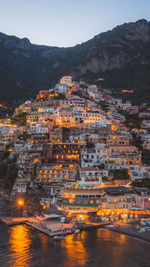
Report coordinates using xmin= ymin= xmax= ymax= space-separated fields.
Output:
xmin=107 ymin=224 xmax=115 ymax=229
xmin=74 ymin=229 xmax=80 ymax=234
xmin=138 ymin=229 xmax=146 ymax=233
xmin=114 ymin=224 xmax=120 ymax=229
xmin=53 ymin=235 xmax=65 ymax=240
xmin=135 ymin=225 xmax=140 ymax=230
xmin=138 ymin=226 xmax=150 ymax=233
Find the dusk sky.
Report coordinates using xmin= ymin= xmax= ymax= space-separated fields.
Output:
xmin=0 ymin=0 xmax=150 ymax=47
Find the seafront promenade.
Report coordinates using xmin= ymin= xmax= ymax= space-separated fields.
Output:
xmin=1 ymin=216 xmax=150 ymax=244
xmin=0 ymin=217 xmax=74 ymax=236
xmin=0 ymin=216 xmax=109 ymax=237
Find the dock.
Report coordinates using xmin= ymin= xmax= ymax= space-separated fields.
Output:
xmin=0 ymin=216 xmax=109 ymax=237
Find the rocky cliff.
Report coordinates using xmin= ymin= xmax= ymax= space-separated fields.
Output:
xmin=0 ymin=19 xmax=150 ymax=104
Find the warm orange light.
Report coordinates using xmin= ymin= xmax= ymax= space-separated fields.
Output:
xmin=9 ymin=224 xmax=31 ymax=266
xmin=121 ymin=90 xmax=134 ymax=93
xmin=17 ymin=199 xmax=24 ymax=207
xmin=67 ymin=212 xmax=72 ymax=217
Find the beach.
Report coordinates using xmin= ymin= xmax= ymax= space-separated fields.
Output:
xmin=106 ymin=222 xmax=150 ymax=243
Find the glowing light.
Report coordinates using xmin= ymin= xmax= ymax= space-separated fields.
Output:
xmin=17 ymin=199 xmax=24 ymax=207
xmin=9 ymin=225 xmax=31 ymax=267
xmin=121 ymin=90 xmax=134 ymax=93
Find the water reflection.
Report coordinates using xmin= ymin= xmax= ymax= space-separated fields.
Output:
xmin=38 ymin=233 xmax=48 ymax=252
xmin=8 ymin=225 xmax=32 ymax=267
xmin=62 ymin=232 xmax=87 ymax=267
xmin=0 ymin=223 xmax=149 ymax=267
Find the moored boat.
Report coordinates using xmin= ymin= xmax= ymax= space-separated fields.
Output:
xmin=53 ymin=235 xmax=65 ymax=240
xmin=74 ymin=229 xmax=80 ymax=234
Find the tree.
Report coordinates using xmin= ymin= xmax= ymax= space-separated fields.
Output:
xmin=132 ymin=178 xmax=150 ymax=189
xmin=11 ymin=112 xmax=27 ymax=125
xmin=80 ymin=84 xmax=88 ymax=89
xmin=32 ymin=163 xmax=37 ymax=181
xmin=112 ymin=169 xmax=129 ymax=180
xmin=118 ymin=110 xmax=141 ymax=129
xmin=132 ymin=133 xmax=142 ymax=150
xmin=142 ymin=150 xmax=150 ymax=165
xmin=4 ymin=164 xmax=18 ymax=192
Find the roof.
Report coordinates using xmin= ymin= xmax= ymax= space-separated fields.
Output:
xmin=44 ymin=214 xmax=61 ymax=219
xmin=104 ymin=186 xmax=131 ymax=194
xmin=80 ymin=167 xmax=99 ymax=171
xmin=63 ymin=189 xmax=102 ymax=194
xmin=60 ymin=203 xmax=98 ymax=208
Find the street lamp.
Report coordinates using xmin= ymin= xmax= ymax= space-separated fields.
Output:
xmin=17 ymin=198 xmax=24 ymax=207
xmin=17 ymin=198 xmax=25 ymax=217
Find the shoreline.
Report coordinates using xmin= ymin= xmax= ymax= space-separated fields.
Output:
xmin=105 ymin=224 xmax=150 ymax=244
xmin=0 ymin=217 xmax=109 ymax=237
xmin=2 ymin=216 xmax=150 ymax=244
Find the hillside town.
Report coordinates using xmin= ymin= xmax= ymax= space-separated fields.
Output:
xmin=0 ymin=76 xmax=150 ymax=224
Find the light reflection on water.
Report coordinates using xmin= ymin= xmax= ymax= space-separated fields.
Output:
xmin=8 ymin=224 xmax=32 ymax=267
xmin=0 ymin=223 xmax=150 ymax=267
xmin=62 ymin=232 xmax=87 ymax=267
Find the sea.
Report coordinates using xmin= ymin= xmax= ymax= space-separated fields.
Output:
xmin=0 ymin=222 xmax=150 ymax=267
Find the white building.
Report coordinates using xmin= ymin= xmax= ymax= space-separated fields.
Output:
xmin=60 ymin=76 xmax=72 ymax=85
xmin=79 ymin=167 xmax=102 ymax=185
xmin=81 ymin=148 xmax=102 ymax=167
xmin=92 ymin=120 xmax=108 ymax=128
xmin=129 ymin=165 xmax=150 ymax=181
xmin=27 ymin=124 xmax=49 ymax=134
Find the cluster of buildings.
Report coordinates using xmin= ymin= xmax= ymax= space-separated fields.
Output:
xmin=1 ymin=76 xmax=150 ymax=221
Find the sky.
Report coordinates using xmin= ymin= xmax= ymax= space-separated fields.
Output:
xmin=0 ymin=0 xmax=150 ymax=47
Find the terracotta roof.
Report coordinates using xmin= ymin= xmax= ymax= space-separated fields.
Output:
xmin=63 ymin=189 xmax=102 ymax=194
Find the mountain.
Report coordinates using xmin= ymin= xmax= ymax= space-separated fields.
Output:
xmin=0 ymin=19 xmax=150 ymax=105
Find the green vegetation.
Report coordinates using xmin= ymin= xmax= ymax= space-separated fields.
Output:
xmin=98 ymin=163 xmax=105 ymax=169
xmin=132 ymin=133 xmax=143 ymax=150
xmin=112 ymin=169 xmax=129 ymax=180
xmin=0 ymin=151 xmax=10 ymax=161
xmin=132 ymin=178 xmax=150 ymax=189
xmin=119 ymin=110 xmax=141 ymax=129
xmin=53 ymin=93 xmax=66 ymax=100
xmin=18 ymin=132 xmax=31 ymax=141
xmin=5 ymin=165 xmax=18 ymax=193
xmin=1 ymin=20 xmax=150 ymax=105
xmin=142 ymin=150 xmax=150 ymax=165
xmin=11 ymin=112 xmax=27 ymax=125
xmin=100 ymin=101 xmax=109 ymax=112
xmin=32 ymin=163 xmax=37 ymax=181
xmin=36 ymin=93 xmax=66 ymax=102
xmin=0 ymin=154 xmax=17 ymax=192
xmin=79 ymin=84 xmax=88 ymax=89
xmin=86 ymin=142 xmax=95 ymax=149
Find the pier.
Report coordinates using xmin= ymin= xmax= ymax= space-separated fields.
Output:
xmin=0 ymin=217 xmax=109 ymax=237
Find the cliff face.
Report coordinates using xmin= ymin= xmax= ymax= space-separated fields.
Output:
xmin=72 ymin=19 xmax=150 ymax=73
xmin=0 ymin=19 xmax=150 ymax=104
